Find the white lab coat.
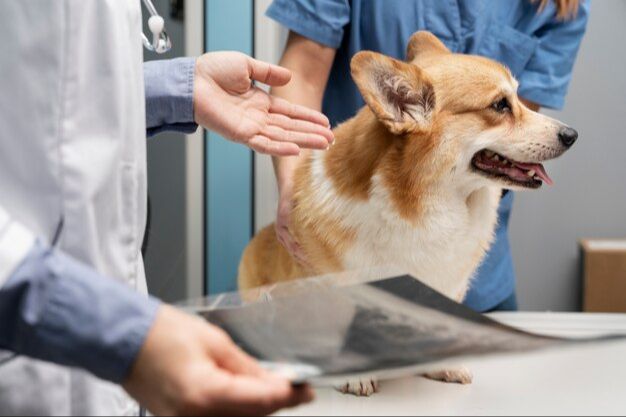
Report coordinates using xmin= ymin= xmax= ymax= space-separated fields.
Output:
xmin=0 ymin=1 xmax=148 ymax=415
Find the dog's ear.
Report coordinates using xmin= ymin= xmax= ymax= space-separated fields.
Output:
xmin=351 ymin=51 xmax=436 ymax=135
xmin=406 ymin=31 xmax=451 ymax=62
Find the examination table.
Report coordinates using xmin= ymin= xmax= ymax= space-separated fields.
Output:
xmin=278 ymin=313 xmax=626 ymax=416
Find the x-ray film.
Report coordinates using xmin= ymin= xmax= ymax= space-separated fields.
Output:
xmin=179 ymin=269 xmax=624 ymax=385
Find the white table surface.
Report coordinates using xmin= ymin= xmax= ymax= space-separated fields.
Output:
xmin=279 ymin=313 xmax=626 ymax=416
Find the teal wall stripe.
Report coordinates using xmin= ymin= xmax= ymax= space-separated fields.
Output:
xmin=205 ymin=0 xmax=254 ymax=295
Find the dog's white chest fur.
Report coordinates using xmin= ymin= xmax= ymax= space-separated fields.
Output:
xmin=311 ymin=152 xmax=501 ymax=300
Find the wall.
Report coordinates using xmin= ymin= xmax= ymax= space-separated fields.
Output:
xmin=253 ymin=1 xmax=626 ymax=311
xmin=205 ymin=0 xmax=255 ymax=295
xmin=511 ymin=1 xmax=626 ymax=311
xmin=143 ymin=0 xmax=189 ymax=303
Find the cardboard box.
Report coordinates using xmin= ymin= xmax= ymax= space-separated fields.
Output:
xmin=581 ymin=239 xmax=626 ymax=313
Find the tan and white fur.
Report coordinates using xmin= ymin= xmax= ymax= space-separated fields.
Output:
xmin=239 ymin=32 xmax=578 ymax=396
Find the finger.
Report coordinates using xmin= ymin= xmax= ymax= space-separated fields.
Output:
xmin=276 ymin=224 xmax=293 ymax=250
xmin=262 ymin=125 xmax=330 ymax=151
xmin=211 ymin=374 xmax=313 ymax=416
xmin=268 ymin=113 xmax=335 ymax=144
xmin=277 ymin=227 xmax=311 ymax=268
xmin=270 ymin=96 xmax=330 ymax=127
xmin=292 ymin=245 xmax=312 ymax=269
xmin=285 ymin=237 xmax=305 ymax=263
xmin=201 ymin=324 xmax=271 ymax=379
xmin=213 ymin=340 xmax=269 ymax=379
xmin=248 ymin=135 xmax=301 ymax=157
xmin=292 ymin=384 xmax=315 ymax=406
xmin=248 ymin=58 xmax=292 ymax=87
xmin=270 ymin=381 xmax=315 ymax=410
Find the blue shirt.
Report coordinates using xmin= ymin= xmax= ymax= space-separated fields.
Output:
xmin=145 ymin=57 xmax=198 ymax=136
xmin=0 ymin=58 xmax=197 ymax=383
xmin=267 ymin=0 xmax=589 ymax=311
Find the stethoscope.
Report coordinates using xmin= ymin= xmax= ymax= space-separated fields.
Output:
xmin=142 ymin=0 xmax=172 ymax=54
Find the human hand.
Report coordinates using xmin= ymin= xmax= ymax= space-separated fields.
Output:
xmin=275 ymin=181 xmax=310 ymax=268
xmin=124 ymin=305 xmax=314 ymax=416
xmin=194 ymin=51 xmax=334 ymax=156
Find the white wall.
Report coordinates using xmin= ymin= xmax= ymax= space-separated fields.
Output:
xmin=253 ymin=1 xmax=626 ymax=311
xmin=511 ymin=1 xmax=626 ymax=311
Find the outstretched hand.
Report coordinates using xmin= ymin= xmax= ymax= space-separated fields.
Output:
xmin=124 ymin=306 xmax=314 ymax=416
xmin=194 ymin=52 xmax=334 ymax=156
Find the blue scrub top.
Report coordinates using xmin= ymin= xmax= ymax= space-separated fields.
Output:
xmin=267 ymin=0 xmax=589 ymax=311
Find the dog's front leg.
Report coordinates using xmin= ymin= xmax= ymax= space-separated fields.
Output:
xmin=336 ymin=378 xmax=380 ymax=396
xmin=423 ymin=366 xmax=473 ymax=384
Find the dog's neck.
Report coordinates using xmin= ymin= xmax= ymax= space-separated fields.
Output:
xmin=322 ymin=108 xmax=493 ymax=224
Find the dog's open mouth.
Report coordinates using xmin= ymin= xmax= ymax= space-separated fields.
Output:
xmin=471 ymin=150 xmax=553 ymax=189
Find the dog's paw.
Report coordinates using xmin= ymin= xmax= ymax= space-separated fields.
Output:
xmin=335 ymin=378 xmax=380 ymax=397
xmin=423 ymin=366 xmax=473 ymax=385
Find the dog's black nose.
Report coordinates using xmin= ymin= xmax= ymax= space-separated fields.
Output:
xmin=558 ymin=127 xmax=578 ymax=147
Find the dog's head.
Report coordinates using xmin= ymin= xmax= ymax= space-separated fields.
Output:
xmin=350 ymin=31 xmax=578 ymax=190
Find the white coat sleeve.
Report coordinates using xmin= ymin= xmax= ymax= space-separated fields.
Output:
xmin=0 ymin=206 xmax=36 ymax=287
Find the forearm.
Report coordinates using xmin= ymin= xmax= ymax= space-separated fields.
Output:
xmin=0 ymin=241 xmax=159 ymax=384
xmin=271 ymin=76 xmax=325 ymax=189
xmin=271 ymin=34 xmax=335 ymax=190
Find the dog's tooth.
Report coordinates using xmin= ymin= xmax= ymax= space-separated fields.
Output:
xmin=493 ymin=155 xmax=500 ymax=162
xmin=527 ymin=170 xmax=536 ymax=177
xmin=485 ymin=150 xmax=495 ymax=157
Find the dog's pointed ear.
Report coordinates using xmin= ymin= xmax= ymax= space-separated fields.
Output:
xmin=406 ymin=31 xmax=451 ymax=62
xmin=351 ymin=51 xmax=436 ymax=135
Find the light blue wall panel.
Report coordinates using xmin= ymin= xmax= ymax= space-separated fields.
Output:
xmin=206 ymin=0 xmax=254 ymax=294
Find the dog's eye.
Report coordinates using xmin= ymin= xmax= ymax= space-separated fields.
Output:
xmin=491 ymin=97 xmax=512 ymax=113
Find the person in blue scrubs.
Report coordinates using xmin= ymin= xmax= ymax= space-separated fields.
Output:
xmin=268 ymin=0 xmax=589 ymax=312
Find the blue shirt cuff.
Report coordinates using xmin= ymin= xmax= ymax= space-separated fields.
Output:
xmin=0 ymin=241 xmax=160 ymax=384
xmin=144 ymin=57 xmax=199 ymax=137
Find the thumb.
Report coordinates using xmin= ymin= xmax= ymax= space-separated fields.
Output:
xmin=209 ymin=373 xmax=313 ymax=416
xmin=248 ymin=57 xmax=292 ymax=87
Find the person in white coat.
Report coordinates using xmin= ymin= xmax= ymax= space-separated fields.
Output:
xmin=0 ymin=1 xmax=333 ymax=416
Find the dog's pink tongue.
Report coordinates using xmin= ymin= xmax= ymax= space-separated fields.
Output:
xmin=514 ymin=162 xmax=554 ymax=186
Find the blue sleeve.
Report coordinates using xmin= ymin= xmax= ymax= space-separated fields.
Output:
xmin=0 ymin=241 xmax=160 ymax=384
xmin=518 ymin=1 xmax=590 ymax=110
xmin=266 ymin=0 xmax=351 ymax=48
xmin=144 ymin=57 xmax=199 ymax=137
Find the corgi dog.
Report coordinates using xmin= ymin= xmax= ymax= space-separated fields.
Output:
xmin=238 ymin=32 xmax=578 ymax=395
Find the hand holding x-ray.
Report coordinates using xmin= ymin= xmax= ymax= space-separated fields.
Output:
xmin=193 ymin=51 xmax=334 ymax=156
xmin=123 ymin=306 xmax=314 ymax=416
